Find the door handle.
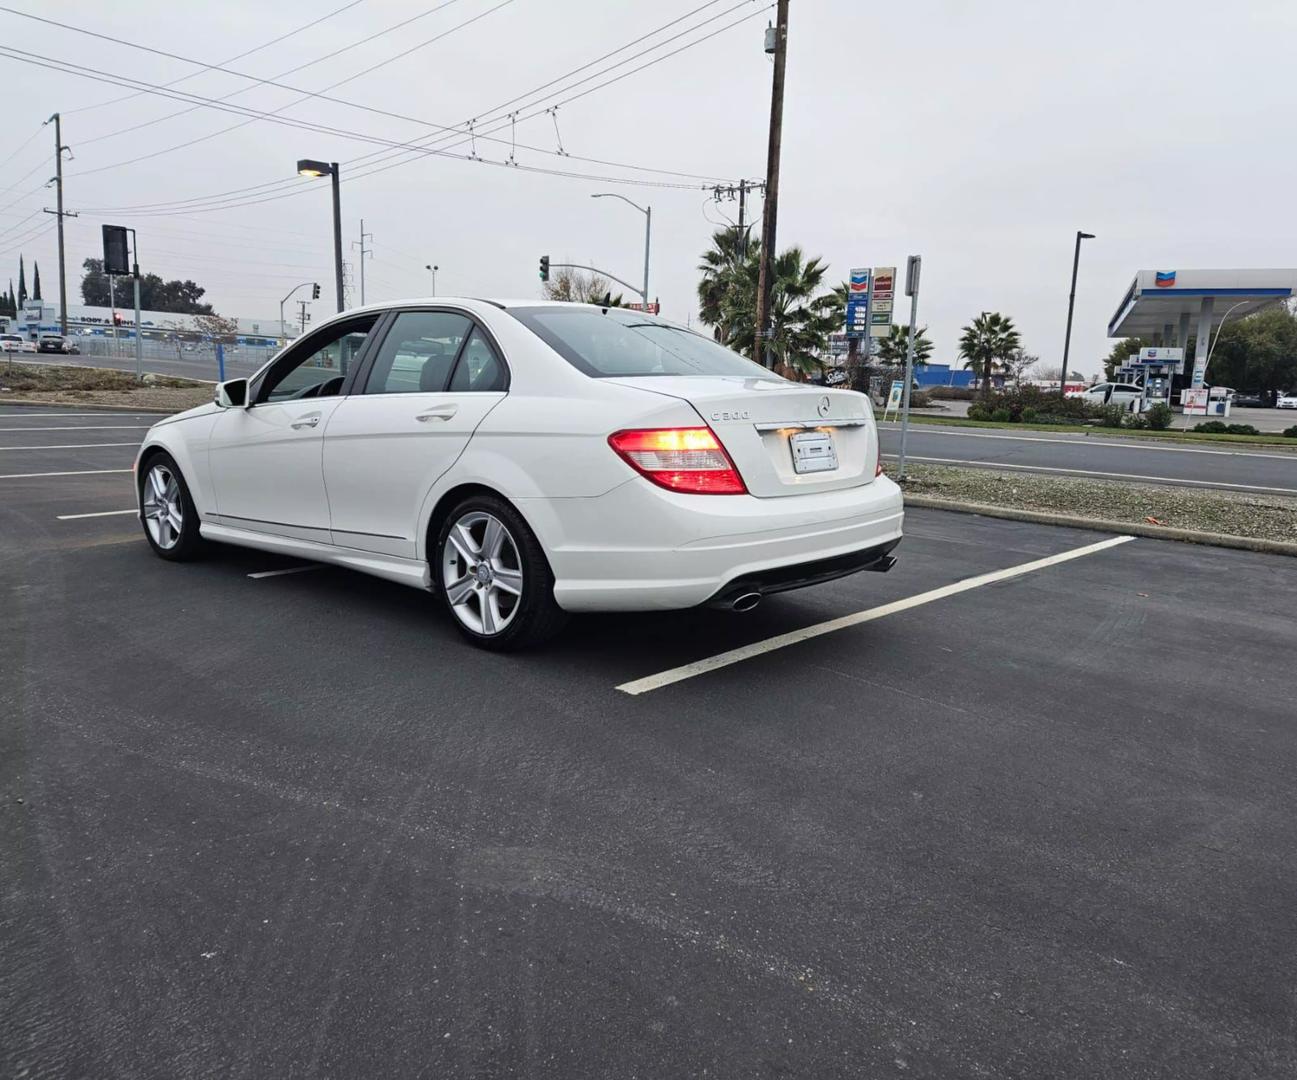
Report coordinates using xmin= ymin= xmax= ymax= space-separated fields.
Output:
xmin=291 ymin=415 xmax=321 ymax=429
xmin=416 ymin=405 xmax=458 ymax=423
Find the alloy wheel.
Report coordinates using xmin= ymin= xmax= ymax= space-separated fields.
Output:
xmin=142 ymin=462 xmax=183 ymax=550
xmin=441 ymin=511 xmax=523 ymax=636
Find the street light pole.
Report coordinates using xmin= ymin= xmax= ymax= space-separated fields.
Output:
xmin=590 ymin=193 xmax=651 ymax=308
xmin=1060 ymin=230 xmax=1095 ymax=398
xmin=297 ymin=159 xmax=345 ymax=313
xmin=425 ymin=264 xmax=438 ymax=296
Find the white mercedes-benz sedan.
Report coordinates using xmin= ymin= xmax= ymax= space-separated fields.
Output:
xmin=135 ymin=299 xmax=903 ymax=649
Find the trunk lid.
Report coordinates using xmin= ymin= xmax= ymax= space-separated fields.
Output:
xmin=605 ymin=376 xmax=878 ymax=497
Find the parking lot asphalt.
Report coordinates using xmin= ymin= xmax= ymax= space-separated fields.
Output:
xmin=5 ymin=405 xmax=1297 ymax=1078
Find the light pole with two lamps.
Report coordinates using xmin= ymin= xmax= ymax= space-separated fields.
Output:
xmin=425 ymin=264 xmax=439 ymax=296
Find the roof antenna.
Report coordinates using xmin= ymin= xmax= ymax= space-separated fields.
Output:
xmin=601 ymin=291 xmax=612 ymax=312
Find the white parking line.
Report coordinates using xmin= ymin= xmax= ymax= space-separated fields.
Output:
xmin=888 ymin=454 xmax=1297 ymax=495
xmin=0 ymin=468 xmax=132 ymax=479
xmin=0 ymin=412 xmax=161 ymax=418
xmin=0 ymin=442 xmax=139 ymax=451
xmin=57 ymin=509 xmax=137 ymax=520
xmin=616 ymin=535 xmax=1136 ymax=696
xmin=0 ymin=425 xmax=150 ymax=431
xmin=247 ymin=565 xmax=323 ymax=579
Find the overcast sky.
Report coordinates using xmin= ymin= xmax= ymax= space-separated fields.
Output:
xmin=3 ymin=0 xmax=1295 ymax=374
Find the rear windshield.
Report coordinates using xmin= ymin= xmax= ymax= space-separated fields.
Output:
xmin=509 ymin=306 xmax=782 ymax=380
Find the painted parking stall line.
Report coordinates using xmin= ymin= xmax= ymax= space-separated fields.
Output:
xmin=247 ymin=565 xmax=324 ymax=579
xmin=57 ymin=509 xmax=138 ymax=521
xmin=0 ymin=468 xmax=133 ymax=480
xmin=0 ymin=425 xmax=151 ymax=432
xmin=617 ymin=535 xmax=1136 ymax=696
xmin=0 ymin=443 xmax=140 ymax=451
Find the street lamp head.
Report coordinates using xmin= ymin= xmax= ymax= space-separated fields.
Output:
xmin=1079 ymin=231 xmax=1096 ymax=240
xmin=297 ymin=158 xmax=333 ymax=178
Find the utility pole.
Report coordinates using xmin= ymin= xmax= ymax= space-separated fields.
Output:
xmin=352 ymin=219 xmax=373 ymax=306
xmin=43 ymin=112 xmax=75 ymax=336
xmin=298 ymin=300 xmax=310 ymax=335
xmin=753 ymin=0 xmax=789 ymax=367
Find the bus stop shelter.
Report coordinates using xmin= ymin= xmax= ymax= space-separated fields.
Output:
xmin=1107 ymin=269 xmax=1297 ymax=387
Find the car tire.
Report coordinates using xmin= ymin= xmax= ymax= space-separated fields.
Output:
xmin=138 ymin=452 xmax=206 ymax=562
xmin=435 ymin=494 xmax=568 ymax=651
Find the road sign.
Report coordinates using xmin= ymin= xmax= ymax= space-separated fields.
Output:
xmin=905 ymin=255 xmax=922 ymax=297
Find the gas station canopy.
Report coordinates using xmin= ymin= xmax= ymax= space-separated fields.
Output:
xmin=1107 ymin=269 xmax=1297 ymax=387
xmin=1108 ymin=269 xmax=1297 ymax=340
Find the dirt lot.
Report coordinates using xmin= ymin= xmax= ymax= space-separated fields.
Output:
xmin=0 ymin=363 xmax=212 ymax=411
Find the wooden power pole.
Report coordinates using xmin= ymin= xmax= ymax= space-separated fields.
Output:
xmin=753 ymin=0 xmax=789 ymax=367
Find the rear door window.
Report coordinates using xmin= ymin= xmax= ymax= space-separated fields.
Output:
xmin=363 ymin=311 xmax=473 ymax=395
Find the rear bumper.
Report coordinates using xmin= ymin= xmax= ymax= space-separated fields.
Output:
xmin=516 ymin=474 xmax=904 ymax=612
xmin=705 ymin=539 xmax=898 ymax=608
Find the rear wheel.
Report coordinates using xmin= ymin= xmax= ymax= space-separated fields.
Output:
xmin=139 ymin=453 xmax=205 ymax=561
xmin=435 ymin=495 xmax=567 ymax=650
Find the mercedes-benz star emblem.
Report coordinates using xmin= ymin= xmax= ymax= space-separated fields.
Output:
xmin=817 ymin=396 xmax=831 ymax=417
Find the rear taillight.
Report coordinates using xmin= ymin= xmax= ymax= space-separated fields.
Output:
xmin=607 ymin=427 xmax=747 ymax=495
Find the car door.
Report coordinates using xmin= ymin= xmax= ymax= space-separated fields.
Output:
xmin=207 ymin=315 xmax=379 ymax=544
xmin=321 ymin=309 xmax=509 ymax=558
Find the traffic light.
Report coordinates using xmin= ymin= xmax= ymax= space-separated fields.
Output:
xmin=539 ymin=255 xmax=549 ymax=282
xmin=311 ymin=282 xmax=321 ymax=300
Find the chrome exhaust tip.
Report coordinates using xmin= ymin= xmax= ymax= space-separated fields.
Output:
xmin=731 ymin=592 xmax=762 ymax=613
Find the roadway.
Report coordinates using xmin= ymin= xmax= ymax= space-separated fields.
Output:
xmin=879 ymin=421 xmax=1297 ymax=495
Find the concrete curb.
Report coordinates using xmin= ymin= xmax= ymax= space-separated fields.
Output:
xmin=0 ymin=398 xmax=178 ymax=414
xmin=904 ymin=494 xmax=1297 ymax=558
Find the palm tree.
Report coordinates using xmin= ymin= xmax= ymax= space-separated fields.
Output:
xmin=959 ymin=312 xmax=1021 ymax=400
xmin=725 ymin=246 xmax=836 ymax=375
xmin=874 ymin=323 xmax=934 ymax=365
xmin=697 ymin=228 xmax=755 ymax=342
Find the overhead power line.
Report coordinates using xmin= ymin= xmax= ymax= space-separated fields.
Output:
xmin=68 ymin=0 xmax=477 ymax=150
xmin=58 ymin=0 xmax=369 ymax=117
xmin=67 ymin=1 xmax=770 ymax=217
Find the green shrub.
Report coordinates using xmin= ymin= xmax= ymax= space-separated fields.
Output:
xmin=967 ymin=403 xmax=991 ymax=421
xmin=927 ymin=385 xmax=975 ymax=400
xmin=1124 ymin=412 xmax=1150 ymax=429
xmin=1225 ymin=423 xmax=1260 ymax=435
xmin=1021 ymin=407 xmax=1038 ymax=423
xmin=908 ymin=389 xmax=934 ymax=409
xmin=1098 ymin=404 xmax=1127 ymax=427
xmin=990 ymin=407 xmax=1011 ymax=423
xmin=1284 ymin=425 xmax=1297 ymax=438
xmin=1145 ymin=402 xmax=1174 ymax=430
xmin=1194 ymin=420 xmax=1229 ymax=433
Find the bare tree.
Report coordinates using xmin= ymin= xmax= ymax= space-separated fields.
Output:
xmin=1004 ymin=349 xmax=1040 ymax=386
xmin=542 ymin=267 xmax=623 ymax=306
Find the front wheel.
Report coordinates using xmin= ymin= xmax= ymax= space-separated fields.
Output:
xmin=435 ymin=495 xmax=567 ymax=651
xmin=139 ymin=453 xmax=205 ymax=561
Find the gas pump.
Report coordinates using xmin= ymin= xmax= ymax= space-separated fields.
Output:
xmin=1131 ymin=347 xmax=1181 ymax=412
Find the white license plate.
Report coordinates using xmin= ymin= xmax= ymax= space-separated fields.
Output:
xmin=789 ymin=430 xmax=838 ymax=474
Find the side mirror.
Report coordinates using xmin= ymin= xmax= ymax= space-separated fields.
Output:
xmin=215 ymin=378 xmax=249 ymax=408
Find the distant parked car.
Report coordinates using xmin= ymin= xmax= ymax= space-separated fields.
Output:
xmin=62 ymin=338 xmax=81 ymax=355
xmin=1231 ymin=391 xmax=1267 ymax=408
xmin=20 ymin=339 xmax=37 ymax=353
xmin=1277 ymin=392 xmax=1297 ymax=410
xmin=37 ymin=335 xmax=66 ymax=354
xmin=1081 ymin=381 xmax=1143 ymax=407
xmin=0 ymin=333 xmax=22 ymax=352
